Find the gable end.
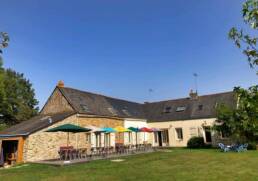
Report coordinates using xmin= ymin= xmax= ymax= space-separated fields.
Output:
xmin=40 ymin=87 xmax=75 ymax=115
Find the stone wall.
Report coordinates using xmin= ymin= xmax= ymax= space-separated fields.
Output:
xmin=23 ymin=114 xmax=123 ymax=162
xmin=212 ymin=134 xmax=233 ymax=146
xmin=40 ymin=88 xmax=74 ymax=115
xmin=74 ymin=116 xmax=123 ymax=149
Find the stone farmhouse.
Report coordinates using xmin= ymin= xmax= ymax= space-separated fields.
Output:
xmin=0 ymin=81 xmax=236 ymax=163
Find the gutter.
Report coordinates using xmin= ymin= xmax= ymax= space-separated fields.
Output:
xmin=0 ymin=133 xmax=29 ymax=138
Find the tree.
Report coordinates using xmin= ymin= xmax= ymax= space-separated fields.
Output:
xmin=0 ymin=32 xmax=9 ymax=63
xmin=1 ymin=69 xmax=39 ymax=125
xmin=214 ymin=86 xmax=258 ymax=142
xmin=213 ymin=1 xmax=258 ymax=144
xmin=0 ymin=32 xmax=9 ymax=127
xmin=229 ymin=0 xmax=258 ymax=73
xmin=0 ymin=32 xmax=39 ymax=127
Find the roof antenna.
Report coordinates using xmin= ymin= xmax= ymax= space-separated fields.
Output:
xmin=147 ymin=88 xmax=154 ymax=102
xmin=193 ymin=73 xmax=198 ymax=93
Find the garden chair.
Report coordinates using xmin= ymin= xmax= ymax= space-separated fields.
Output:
xmin=236 ymin=143 xmax=248 ymax=152
xmin=90 ymin=147 xmax=97 ymax=157
xmin=58 ymin=149 xmax=66 ymax=160
xmin=78 ymin=148 xmax=87 ymax=159
xmin=243 ymin=143 xmax=248 ymax=151
xmin=109 ymin=146 xmax=114 ymax=155
xmin=218 ymin=143 xmax=230 ymax=152
xmin=70 ymin=149 xmax=78 ymax=160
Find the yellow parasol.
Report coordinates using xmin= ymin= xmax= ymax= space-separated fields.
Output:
xmin=114 ymin=126 xmax=131 ymax=144
xmin=114 ymin=126 xmax=131 ymax=132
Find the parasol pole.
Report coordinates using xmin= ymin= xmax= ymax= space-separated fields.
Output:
xmin=136 ymin=132 xmax=138 ymax=145
xmin=67 ymin=132 xmax=69 ymax=146
xmin=144 ymin=132 xmax=145 ymax=144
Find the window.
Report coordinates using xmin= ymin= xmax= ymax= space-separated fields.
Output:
xmin=163 ymin=106 xmax=172 ymax=113
xmin=108 ymin=107 xmax=118 ymax=116
xmin=198 ymin=105 xmax=203 ymax=110
xmin=86 ymin=133 xmax=91 ymax=144
xmin=80 ymin=104 xmax=90 ymax=112
xmin=162 ymin=130 xmax=169 ymax=143
xmin=122 ymin=109 xmax=131 ymax=116
xmin=176 ymin=106 xmax=186 ymax=112
xmin=175 ymin=128 xmax=183 ymax=140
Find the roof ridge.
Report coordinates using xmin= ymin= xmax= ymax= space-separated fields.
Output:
xmin=60 ymin=86 xmax=143 ymax=105
xmin=144 ymin=91 xmax=234 ymax=104
xmin=60 ymin=86 xmax=233 ymax=106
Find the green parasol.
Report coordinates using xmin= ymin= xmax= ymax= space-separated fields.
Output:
xmin=46 ymin=124 xmax=91 ymax=146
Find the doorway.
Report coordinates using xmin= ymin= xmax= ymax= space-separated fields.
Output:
xmin=95 ymin=133 xmax=101 ymax=147
xmin=158 ymin=131 xmax=162 ymax=146
xmin=204 ymin=127 xmax=212 ymax=143
xmin=2 ymin=140 xmax=18 ymax=165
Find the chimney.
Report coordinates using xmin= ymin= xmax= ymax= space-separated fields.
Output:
xmin=189 ymin=89 xmax=198 ymax=100
xmin=57 ymin=80 xmax=64 ymax=87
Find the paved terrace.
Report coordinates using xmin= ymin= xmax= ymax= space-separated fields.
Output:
xmin=32 ymin=147 xmax=157 ymax=166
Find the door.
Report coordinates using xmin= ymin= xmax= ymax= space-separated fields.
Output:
xmin=95 ymin=133 xmax=101 ymax=147
xmin=204 ymin=127 xmax=212 ymax=143
xmin=104 ymin=133 xmax=110 ymax=147
xmin=158 ymin=131 xmax=162 ymax=146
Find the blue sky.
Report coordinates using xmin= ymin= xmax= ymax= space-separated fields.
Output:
xmin=1 ymin=0 xmax=257 ymax=108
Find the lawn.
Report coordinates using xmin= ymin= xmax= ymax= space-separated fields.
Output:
xmin=0 ymin=149 xmax=257 ymax=181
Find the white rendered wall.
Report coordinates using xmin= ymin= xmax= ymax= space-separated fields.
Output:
xmin=124 ymin=119 xmax=150 ymax=144
xmin=148 ymin=118 xmax=216 ymax=147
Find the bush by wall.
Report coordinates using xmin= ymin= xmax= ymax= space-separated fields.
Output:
xmin=187 ymin=137 xmax=205 ymax=148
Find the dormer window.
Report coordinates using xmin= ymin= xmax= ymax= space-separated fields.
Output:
xmin=122 ymin=109 xmax=131 ymax=116
xmin=80 ymin=104 xmax=89 ymax=112
xmin=108 ymin=107 xmax=118 ymax=116
xmin=163 ymin=106 xmax=172 ymax=113
xmin=176 ymin=106 xmax=186 ymax=112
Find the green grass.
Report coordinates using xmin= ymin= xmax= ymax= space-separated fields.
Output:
xmin=0 ymin=149 xmax=258 ymax=181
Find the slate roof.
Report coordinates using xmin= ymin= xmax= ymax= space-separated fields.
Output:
xmin=143 ymin=91 xmax=236 ymax=122
xmin=0 ymin=112 xmax=75 ymax=137
xmin=0 ymin=86 xmax=236 ymax=137
xmin=58 ymin=87 xmax=235 ymax=122
xmin=59 ymin=87 xmax=146 ymax=119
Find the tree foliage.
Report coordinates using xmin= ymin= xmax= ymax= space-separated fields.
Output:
xmin=214 ymin=87 xmax=258 ymax=142
xmin=1 ymin=69 xmax=39 ymax=125
xmin=0 ymin=32 xmax=9 ymax=63
xmin=229 ymin=0 xmax=258 ymax=72
xmin=0 ymin=32 xmax=38 ymax=127
xmin=214 ymin=1 xmax=258 ymax=144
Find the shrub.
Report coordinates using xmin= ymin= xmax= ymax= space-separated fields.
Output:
xmin=187 ymin=137 xmax=205 ymax=148
xmin=247 ymin=142 xmax=257 ymax=150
